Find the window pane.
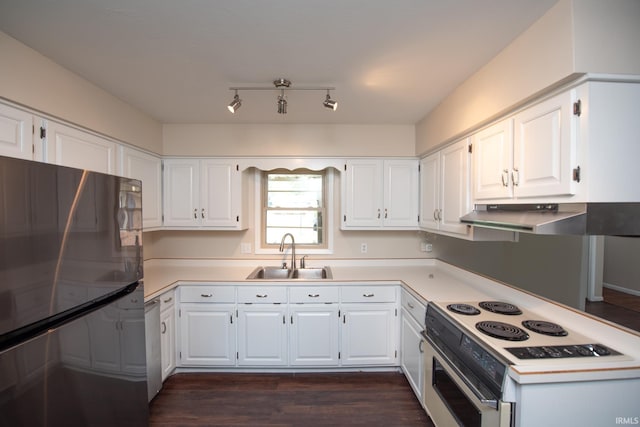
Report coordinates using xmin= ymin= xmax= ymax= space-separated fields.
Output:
xmin=267 ymin=174 xmax=323 ymax=208
xmin=265 ymin=211 xmax=323 ymax=245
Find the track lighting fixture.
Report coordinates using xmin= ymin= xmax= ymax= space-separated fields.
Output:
xmin=227 ymin=90 xmax=241 ymax=113
xmin=228 ymin=78 xmax=337 ymax=115
xmin=323 ymin=90 xmax=338 ymax=111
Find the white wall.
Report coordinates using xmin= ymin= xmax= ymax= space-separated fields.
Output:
xmin=0 ymin=31 xmax=162 ymax=154
xmin=415 ymin=0 xmax=574 ymax=155
xmin=163 ymin=124 xmax=415 ymax=157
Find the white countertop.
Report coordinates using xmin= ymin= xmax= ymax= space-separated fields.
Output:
xmin=142 ymin=257 xmax=640 ymax=384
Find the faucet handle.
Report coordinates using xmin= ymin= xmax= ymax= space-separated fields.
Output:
xmin=300 ymin=255 xmax=308 ymax=269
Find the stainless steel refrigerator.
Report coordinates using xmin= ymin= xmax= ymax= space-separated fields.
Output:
xmin=0 ymin=155 xmax=149 ymax=426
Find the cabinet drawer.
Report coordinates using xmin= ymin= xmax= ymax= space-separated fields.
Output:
xmin=289 ymin=286 xmax=339 ymax=303
xmin=237 ymin=286 xmax=287 ymax=303
xmin=401 ymin=290 xmax=426 ymax=324
xmin=160 ymin=290 xmax=176 ymax=311
xmin=341 ymin=286 xmax=396 ymax=303
xmin=180 ymin=285 xmax=235 ymax=303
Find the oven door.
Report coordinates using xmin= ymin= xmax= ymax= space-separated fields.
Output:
xmin=423 ymin=340 xmax=512 ymax=427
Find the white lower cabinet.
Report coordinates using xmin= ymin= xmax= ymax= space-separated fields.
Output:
xmin=340 ymin=303 xmax=397 ymax=366
xmin=237 ymin=304 xmax=288 ymax=366
xmin=159 ymin=290 xmax=176 ymax=380
xmin=289 ymin=304 xmax=340 ymax=366
xmin=401 ymin=308 xmax=424 ymax=400
xmin=179 ymin=302 xmax=236 ymax=366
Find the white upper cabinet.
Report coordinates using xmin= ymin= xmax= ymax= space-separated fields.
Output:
xmin=420 ymin=138 xmax=470 ymax=236
xmin=45 ymin=121 xmax=116 ymax=174
xmin=342 ymin=159 xmax=418 ymax=229
xmin=163 ymin=158 xmax=247 ymax=229
xmin=472 ymin=90 xmax=577 ymax=202
xmin=0 ymin=103 xmax=35 ymax=161
xmin=120 ymin=147 xmax=162 ymax=229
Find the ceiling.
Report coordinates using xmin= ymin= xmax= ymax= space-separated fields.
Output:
xmin=0 ymin=0 xmax=557 ymax=125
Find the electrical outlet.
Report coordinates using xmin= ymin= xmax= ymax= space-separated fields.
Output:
xmin=425 ymin=243 xmax=433 ymax=252
xmin=240 ymin=243 xmax=252 ymax=254
xmin=360 ymin=243 xmax=368 ymax=253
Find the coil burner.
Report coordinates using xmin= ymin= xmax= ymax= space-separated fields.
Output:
xmin=479 ymin=301 xmax=523 ymax=315
xmin=476 ymin=320 xmax=530 ymax=341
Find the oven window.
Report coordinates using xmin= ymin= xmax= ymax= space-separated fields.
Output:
xmin=432 ymin=358 xmax=481 ymax=427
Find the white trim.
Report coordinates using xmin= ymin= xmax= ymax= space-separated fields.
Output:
xmin=144 ymin=258 xmax=436 ymax=269
xmin=253 ymin=168 xmax=334 ymax=255
xmin=603 ymin=282 xmax=640 ymax=298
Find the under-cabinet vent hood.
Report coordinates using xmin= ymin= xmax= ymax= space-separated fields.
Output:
xmin=460 ymin=203 xmax=640 ymax=236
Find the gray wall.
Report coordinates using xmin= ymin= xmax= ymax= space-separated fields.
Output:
xmin=432 ymin=233 xmax=589 ymax=309
xmin=604 ymin=236 xmax=640 ymax=295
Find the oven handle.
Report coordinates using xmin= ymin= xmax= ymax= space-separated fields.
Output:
xmin=422 ymin=331 xmax=499 ymax=410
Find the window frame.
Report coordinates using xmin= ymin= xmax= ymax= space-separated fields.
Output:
xmin=254 ymin=168 xmax=334 ymax=255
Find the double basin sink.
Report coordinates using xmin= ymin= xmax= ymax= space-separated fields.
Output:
xmin=247 ymin=266 xmax=332 ymax=280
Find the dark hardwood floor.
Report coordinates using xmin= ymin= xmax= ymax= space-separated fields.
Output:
xmin=149 ymin=372 xmax=434 ymax=426
xmin=585 ymin=287 xmax=640 ymax=333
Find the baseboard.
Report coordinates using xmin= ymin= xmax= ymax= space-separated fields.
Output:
xmin=603 ymin=282 xmax=640 ymax=297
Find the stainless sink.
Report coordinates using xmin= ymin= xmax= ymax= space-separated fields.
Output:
xmin=246 ymin=266 xmax=332 ymax=280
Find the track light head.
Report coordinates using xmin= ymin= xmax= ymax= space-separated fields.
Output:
xmin=228 ymin=92 xmax=241 ymax=113
xmin=323 ymin=91 xmax=338 ymax=111
xmin=277 ymin=92 xmax=287 ymax=114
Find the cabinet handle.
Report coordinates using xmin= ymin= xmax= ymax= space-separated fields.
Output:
xmin=433 ymin=210 xmax=438 ymax=221
xmin=161 ymin=321 xmax=167 ymax=334
xmin=230 ymin=314 xmax=233 ymax=324
xmin=512 ymin=168 xmax=520 ymax=187
xmin=437 ymin=209 xmax=442 ymax=221
xmin=501 ymin=169 xmax=509 ymax=187
xmin=283 ymin=315 xmax=286 ymax=324
xmin=290 ymin=315 xmax=293 ymax=324
xmin=407 ymin=302 xmax=415 ymax=309
xmin=201 ymin=208 xmax=205 ymax=218
xmin=131 ymin=299 xmax=138 ymax=303
xmin=418 ymin=340 xmax=424 ymax=354
xmin=377 ymin=209 xmax=381 ymax=219
xmin=201 ymin=293 xmax=213 ymax=298
xmin=363 ymin=293 xmax=374 ymax=298
xmin=384 ymin=208 xmax=388 ymax=219
xmin=308 ymin=294 xmax=320 ymax=298
xmin=163 ymin=297 xmax=173 ymax=304
xmin=194 ymin=208 xmax=198 ymax=219
xmin=256 ymin=294 xmax=268 ymax=298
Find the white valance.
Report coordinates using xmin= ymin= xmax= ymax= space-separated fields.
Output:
xmin=237 ymin=157 xmax=345 ymax=172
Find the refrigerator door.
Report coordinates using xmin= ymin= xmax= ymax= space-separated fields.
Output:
xmin=0 ymin=156 xmax=143 ymax=337
xmin=0 ymin=286 xmax=149 ymax=426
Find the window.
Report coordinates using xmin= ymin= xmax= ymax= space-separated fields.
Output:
xmin=262 ymin=169 xmax=327 ymax=248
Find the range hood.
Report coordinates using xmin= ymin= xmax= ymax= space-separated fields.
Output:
xmin=460 ymin=203 xmax=640 ymax=236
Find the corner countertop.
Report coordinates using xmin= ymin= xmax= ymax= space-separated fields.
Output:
xmin=142 ymin=257 xmax=640 ymax=384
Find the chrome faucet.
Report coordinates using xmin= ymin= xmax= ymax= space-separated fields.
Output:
xmin=279 ymin=233 xmax=296 ymax=270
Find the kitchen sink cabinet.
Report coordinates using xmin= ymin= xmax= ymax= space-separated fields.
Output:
xmin=341 ymin=159 xmax=419 ymax=230
xmin=119 ymin=146 xmax=162 ymax=230
xmin=419 ymin=137 xmax=470 ymax=236
xmin=163 ymin=158 xmax=247 ymax=229
xmin=159 ymin=290 xmax=176 ymax=381
xmin=237 ymin=304 xmax=288 ymax=366
xmin=472 ymin=90 xmax=577 ymax=202
xmin=289 ymin=304 xmax=340 ymax=367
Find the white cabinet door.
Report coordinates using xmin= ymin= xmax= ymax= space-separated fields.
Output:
xmin=439 ymin=138 xmax=470 ymax=235
xmin=121 ymin=147 xmax=163 ymax=229
xmin=343 ymin=159 xmax=382 ymax=228
xmin=87 ymin=305 xmax=121 ymax=373
xmin=237 ymin=305 xmax=288 ymax=366
xmin=383 ymin=159 xmax=419 ymax=227
xmin=340 ymin=303 xmax=397 ymax=366
xmin=163 ymin=159 xmax=200 ymax=227
xmin=201 ymin=160 xmax=240 ymax=227
xmin=0 ymin=103 xmax=34 ymax=160
xmin=513 ymin=91 xmax=576 ymax=198
xmin=46 ymin=121 xmax=116 ymax=174
xmin=472 ymin=118 xmax=513 ymax=200
xmin=289 ymin=304 xmax=340 ymax=366
xmin=160 ymin=303 xmax=176 ymax=381
xmin=419 ymin=153 xmax=439 ymax=230
xmin=401 ymin=307 xmax=424 ymax=401
xmin=179 ymin=303 xmax=236 ymax=366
